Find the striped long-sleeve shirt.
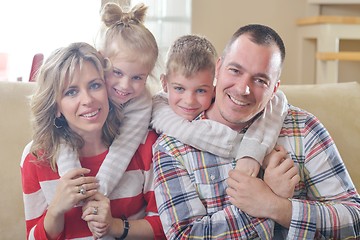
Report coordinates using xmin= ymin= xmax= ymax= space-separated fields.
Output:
xmin=152 ymin=105 xmax=360 ymax=240
xmin=21 ymin=130 xmax=165 ymax=240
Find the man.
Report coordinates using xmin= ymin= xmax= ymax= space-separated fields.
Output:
xmin=152 ymin=24 xmax=360 ymax=239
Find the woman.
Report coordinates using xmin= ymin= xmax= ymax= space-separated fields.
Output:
xmin=21 ymin=42 xmax=164 ymax=239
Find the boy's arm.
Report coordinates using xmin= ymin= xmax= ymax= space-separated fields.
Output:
xmin=234 ymin=90 xmax=288 ymax=165
xmin=96 ymin=89 xmax=152 ymax=196
xmin=151 ymin=91 xmax=288 ymax=164
xmin=151 ymin=92 xmax=243 ymax=158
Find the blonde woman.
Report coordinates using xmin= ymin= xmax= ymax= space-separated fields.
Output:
xmin=21 ymin=42 xmax=164 ymax=239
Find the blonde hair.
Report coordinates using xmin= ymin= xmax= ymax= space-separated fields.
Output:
xmin=165 ymin=34 xmax=217 ymax=79
xmin=97 ymin=2 xmax=158 ymax=74
xmin=30 ymin=42 xmax=122 ymax=171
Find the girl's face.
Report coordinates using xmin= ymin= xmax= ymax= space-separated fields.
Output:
xmin=105 ymin=56 xmax=150 ymax=105
xmin=57 ymin=61 xmax=109 ymax=139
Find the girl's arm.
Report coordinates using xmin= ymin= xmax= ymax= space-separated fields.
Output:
xmin=97 ymin=89 xmax=152 ymax=196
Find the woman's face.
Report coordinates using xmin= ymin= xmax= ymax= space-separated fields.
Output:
xmin=57 ymin=61 xmax=109 ymax=139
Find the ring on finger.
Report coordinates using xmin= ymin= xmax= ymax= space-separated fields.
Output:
xmin=92 ymin=206 xmax=98 ymax=215
xmin=78 ymin=185 xmax=86 ymax=195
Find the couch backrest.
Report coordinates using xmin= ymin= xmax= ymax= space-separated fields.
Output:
xmin=0 ymin=81 xmax=35 ymax=239
xmin=0 ymin=81 xmax=359 ymax=239
xmin=281 ymin=82 xmax=360 ymax=190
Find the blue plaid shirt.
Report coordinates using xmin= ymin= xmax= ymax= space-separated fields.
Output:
xmin=153 ymin=105 xmax=360 ymax=239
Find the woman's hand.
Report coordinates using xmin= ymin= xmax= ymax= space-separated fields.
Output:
xmin=44 ymin=168 xmax=98 ymax=239
xmin=49 ymin=168 xmax=98 ymax=215
xmin=82 ymin=192 xmax=113 ymax=239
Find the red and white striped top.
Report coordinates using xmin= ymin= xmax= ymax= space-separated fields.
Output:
xmin=21 ymin=130 xmax=165 ymax=240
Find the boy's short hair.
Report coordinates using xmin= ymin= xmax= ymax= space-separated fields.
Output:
xmin=165 ymin=34 xmax=217 ymax=79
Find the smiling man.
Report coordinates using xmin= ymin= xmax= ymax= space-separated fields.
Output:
xmin=152 ymin=24 xmax=360 ymax=239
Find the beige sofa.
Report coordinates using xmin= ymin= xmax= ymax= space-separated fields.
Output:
xmin=1 ymin=81 xmax=359 ymax=239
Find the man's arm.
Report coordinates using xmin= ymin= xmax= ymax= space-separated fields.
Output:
xmin=285 ymin=113 xmax=360 ymax=239
xmin=227 ymin=109 xmax=360 ymax=239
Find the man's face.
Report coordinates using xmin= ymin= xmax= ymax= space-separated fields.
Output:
xmin=207 ymin=34 xmax=282 ymax=131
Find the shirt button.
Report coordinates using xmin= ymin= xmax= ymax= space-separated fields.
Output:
xmin=210 ymin=174 xmax=216 ymax=181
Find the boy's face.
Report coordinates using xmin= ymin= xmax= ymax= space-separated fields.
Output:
xmin=163 ymin=69 xmax=215 ymax=121
xmin=105 ymin=56 xmax=149 ymax=105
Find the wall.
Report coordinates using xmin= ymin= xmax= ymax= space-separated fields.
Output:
xmin=191 ymin=0 xmax=307 ymax=85
xmin=191 ymin=0 xmax=360 ymax=85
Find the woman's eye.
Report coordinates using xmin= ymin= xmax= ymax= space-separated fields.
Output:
xmin=64 ymin=89 xmax=77 ymax=97
xmin=90 ymin=82 xmax=102 ymax=90
xmin=196 ymin=89 xmax=206 ymax=94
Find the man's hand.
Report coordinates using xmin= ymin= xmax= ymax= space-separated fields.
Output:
xmin=226 ymin=169 xmax=292 ymax=227
xmin=263 ymin=145 xmax=300 ymax=198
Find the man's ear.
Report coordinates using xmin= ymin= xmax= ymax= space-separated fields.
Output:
xmin=274 ymin=80 xmax=280 ymax=93
xmin=271 ymin=80 xmax=280 ymax=99
xmin=215 ymin=57 xmax=222 ymax=80
xmin=160 ymin=74 xmax=168 ymax=93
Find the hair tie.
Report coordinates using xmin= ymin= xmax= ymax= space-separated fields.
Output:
xmin=115 ymin=18 xmax=139 ymax=28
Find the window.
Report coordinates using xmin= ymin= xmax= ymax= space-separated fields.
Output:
xmin=121 ymin=0 xmax=192 ymax=91
xmin=131 ymin=0 xmax=192 ymax=61
xmin=0 ymin=0 xmax=100 ymax=82
xmin=0 ymin=0 xmax=191 ymax=82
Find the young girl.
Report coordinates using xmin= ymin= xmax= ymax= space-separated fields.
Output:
xmin=21 ymin=42 xmax=164 ymax=239
xmin=56 ymin=3 xmax=158 ymax=198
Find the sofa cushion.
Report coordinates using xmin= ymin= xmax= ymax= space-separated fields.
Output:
xmin=281 ymin=82 xmax=360 ymax=190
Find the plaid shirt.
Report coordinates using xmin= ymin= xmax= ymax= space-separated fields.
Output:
xmin=153 ymin=105 xmax=360 ymax=240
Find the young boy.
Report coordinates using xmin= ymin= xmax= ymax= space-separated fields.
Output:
xmin=151 ymin=34 xmax=289 ymax=178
